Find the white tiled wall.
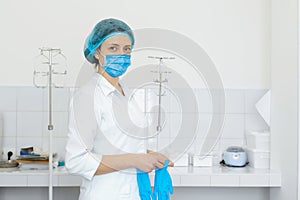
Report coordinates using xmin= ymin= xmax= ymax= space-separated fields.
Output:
xmin=0 ymin=86 xmax=270 ymax=165
xmin=0 ymin=86 xmax=70 ymax=160
xmin=0 ymin=87 xmax=17 ymax=111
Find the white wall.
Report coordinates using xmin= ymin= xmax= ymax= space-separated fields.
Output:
xmin=270 ymin=0 xmax=298 ymax=200
xmin=0 ymin=0 xmax=270 ymax=89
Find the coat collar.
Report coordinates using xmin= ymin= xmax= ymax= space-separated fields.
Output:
xmin=94 ymin=73 xmax=126 ymax=97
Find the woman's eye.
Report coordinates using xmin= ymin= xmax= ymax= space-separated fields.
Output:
xmin=109 ymin=47 xmax=117 ymax=51
xmin=124 ymin=47 xmax=131 ymax=53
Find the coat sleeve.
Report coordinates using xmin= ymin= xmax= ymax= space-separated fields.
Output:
xmin=65 ymin=90 xmax=102 ymax=181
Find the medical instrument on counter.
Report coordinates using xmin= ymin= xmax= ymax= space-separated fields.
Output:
xmin=220 ymin=146 xmax=248 ymax=167
xmin=33 ymin=47 xmax=67 ymax=200
xmin=148 ymin=56 xmax=174 ymax=133
xmin=0 ymin=151 xmax=19 ymax=168
xmin=188 ymin=153 xmax=194 ymax=166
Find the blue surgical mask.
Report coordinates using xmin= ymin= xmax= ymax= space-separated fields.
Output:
xmin=102 ymin=54 xmax=131 ymax=77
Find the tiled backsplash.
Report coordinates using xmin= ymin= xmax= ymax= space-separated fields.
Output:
xmin=0 ymin=86 xmax=269 ymax=165
xmin=0 ymin=87 xmax=70 ymax=160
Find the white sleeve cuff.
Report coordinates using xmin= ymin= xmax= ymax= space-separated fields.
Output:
xmin=82 ymin=152 xmax=102 ymax=181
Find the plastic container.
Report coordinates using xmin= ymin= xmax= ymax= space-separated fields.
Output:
xmin=246 ymin=131 xmax=270 ymax=150
xmin=246 ymin=148 xmax=270 ymax=169
xmin=174 ymin=154 xmax=188 ymax=166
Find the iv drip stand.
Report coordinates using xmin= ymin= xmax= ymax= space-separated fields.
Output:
xmin=149 ymin=56 xmax=174 ymax=150
xmin=33 ymin=47 xmax=67 ymax=200
xmin=156 ymin=58 xmax=164 ymax=132
xmin=47 ymin=49 xmax=54 ymax=200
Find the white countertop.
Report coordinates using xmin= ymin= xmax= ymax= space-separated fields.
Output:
xmin=0 ymin=166 xmax=281 ymax=187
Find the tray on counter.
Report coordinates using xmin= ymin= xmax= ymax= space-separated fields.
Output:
xmin=16 ymin=156 xmax=49 ymax=162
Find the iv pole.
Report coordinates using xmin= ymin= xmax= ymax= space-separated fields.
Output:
xmin=48 ymin=48 xmax=54 ymax=200
xmin=149 ymin=56 xmax=174 ymax=149
xmin=33 ymin=47 xmax=67 ymax=200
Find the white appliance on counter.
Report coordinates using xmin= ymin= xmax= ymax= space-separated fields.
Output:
xmin=245 ymin=131 xmax=270 ymax=169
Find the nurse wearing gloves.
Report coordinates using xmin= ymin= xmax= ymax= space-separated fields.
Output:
xmin=65 ymin=18 xmax=173 ymax=200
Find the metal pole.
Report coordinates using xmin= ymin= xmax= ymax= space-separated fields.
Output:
xmin=298 ymin=0 xmax=300 ymax=198
xmin=34 ymin=47 xmax=66 ymax=200
xmin=48 ymin=49 xmax=53 ymax=200
xmin=156 ymin=58 xmax=163 ymax=133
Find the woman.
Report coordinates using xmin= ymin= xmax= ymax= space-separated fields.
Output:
xmin=65 ymin=18 xmax=173 ymax=200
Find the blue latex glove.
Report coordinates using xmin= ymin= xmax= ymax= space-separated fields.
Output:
xmin=136 ymin=169 xmax=152 ymax=200
xmin=152 ymin=160 xmax=173 ymax=200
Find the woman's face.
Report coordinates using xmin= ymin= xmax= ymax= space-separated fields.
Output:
xmin=95 ymin=35 xmax=132 ymax=66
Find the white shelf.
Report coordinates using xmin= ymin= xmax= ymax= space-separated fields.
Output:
xmin=0 ymin=166 xmax=281 ymax=187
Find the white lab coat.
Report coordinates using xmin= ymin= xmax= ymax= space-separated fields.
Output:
xmin=65 ymin=73 xmax=148 ymax=200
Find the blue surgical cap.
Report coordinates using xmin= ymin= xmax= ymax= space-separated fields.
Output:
xmin=84 ymin=18 xmax=135 ymax=64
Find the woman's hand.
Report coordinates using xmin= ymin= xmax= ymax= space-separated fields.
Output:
xmin=133 ymin=151 xmax=174 ymax=172
xmin=147 ymin=149 xmax=174 ymax=167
